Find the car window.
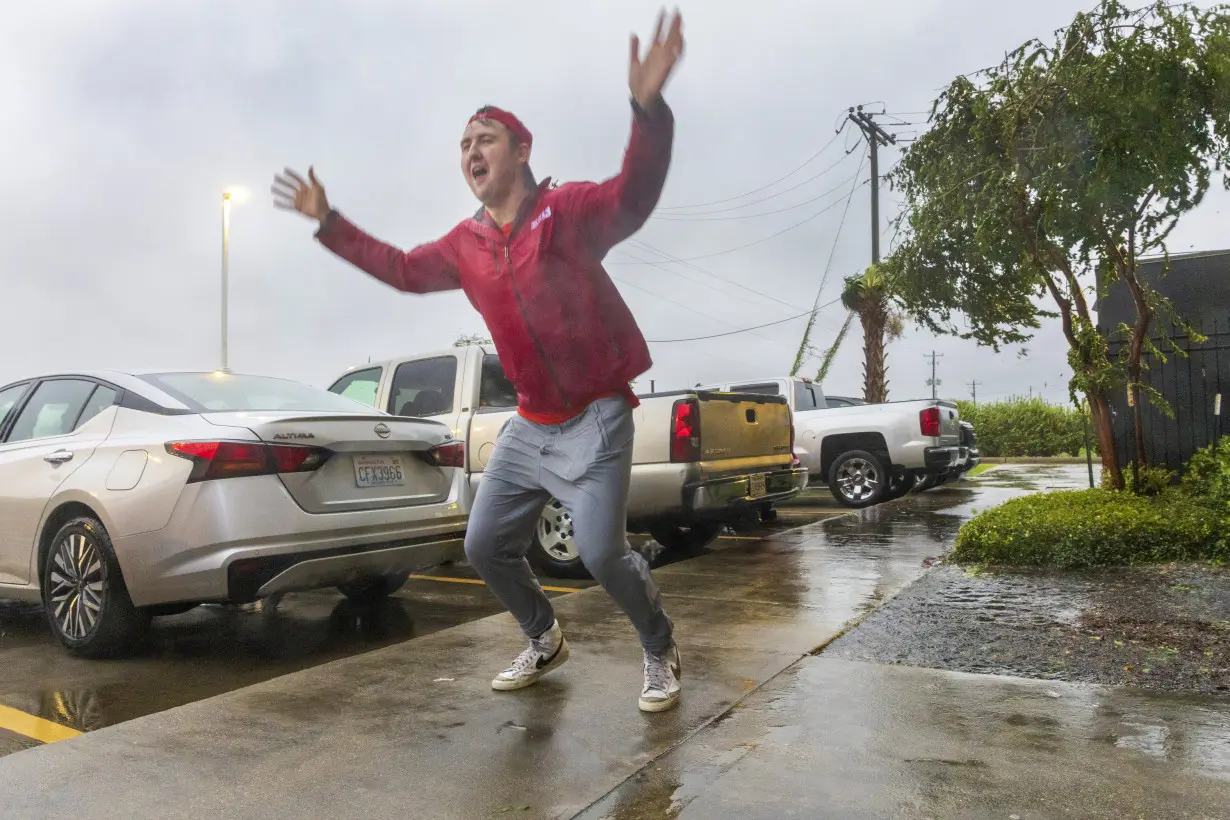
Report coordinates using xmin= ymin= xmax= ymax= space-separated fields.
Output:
xmin=478 ymin=355 xmax=518 ymax=408
xmin=731 ymin=382 xmax=781 ymax=396
xmin=793 ymin=382 xmax=821 ymax=411
xmin=387 ymin=357 xmax=458 ymax=417
xmin=826 ymin=397 xmax=856 ymax=408
xmin=328 ymin=367 xmax=382 ymax=408
xmin=0 ymin=383 xmax=30 ymax=431
xmin=139 ymin=373 xmax=377 ymax=413
xmin=6 ymin=379 xmax=98 ymax=443
xmin=77 ymin=385 xmax=119 ymax=429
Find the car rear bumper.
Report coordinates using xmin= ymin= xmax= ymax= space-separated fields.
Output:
xmin=685 ymin=467 xmax=808 ymax=517
xmin=112 ymin=471 xmax=469 ymax=606
xmin=919 ymin=446 xmax=968 ymax=475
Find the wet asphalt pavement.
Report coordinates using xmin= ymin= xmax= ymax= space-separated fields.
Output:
xmin=2 ymin=467 xmax=1228 ymax=819
xmin=0 ymin=495 xmax=846 ymax=759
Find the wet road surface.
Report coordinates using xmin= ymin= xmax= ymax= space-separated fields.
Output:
xmin=0 ymin=493 xmax=846 ymax=759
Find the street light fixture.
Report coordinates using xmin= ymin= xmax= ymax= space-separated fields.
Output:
xmin=220 ymin=187 xmax=246 ymax=372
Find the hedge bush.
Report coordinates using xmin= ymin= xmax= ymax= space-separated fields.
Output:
xmin=957 ymin=398 xmax=1092 ymax=458
xmin=1183 ymin=437 xmax=1230 ymax=508
xmin=952 ymin=489 xmax=1226 ymax=568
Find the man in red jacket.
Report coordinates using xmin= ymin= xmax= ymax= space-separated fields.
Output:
xmin=273 ymin=11 xmax=685 ymax=712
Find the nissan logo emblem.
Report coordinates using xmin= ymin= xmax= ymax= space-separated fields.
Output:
xmin=374 ymin=423 xmax=391 ymax=439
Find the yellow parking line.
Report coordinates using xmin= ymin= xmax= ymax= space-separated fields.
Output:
xmin=0 ymin=704 xmax=80 ymax=745
xmin=408 ymin=574 xmax=580 ymax=595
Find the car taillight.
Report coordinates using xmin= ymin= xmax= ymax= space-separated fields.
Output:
xmin=419 ymin=440 xmax=465 ymax=468
xmin=166 ymin=441 xmax=331 ymax=482
xmin=671 ymin=398 xmax=701 ymax=463
xmin=919 ymin=407 xmax=941 ymax=438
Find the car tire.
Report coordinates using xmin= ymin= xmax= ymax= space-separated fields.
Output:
xmin=828 ymin=450 xmax=889 ymax=508
xmin=337 ymin=574 xmax=410 ymax=603
xmin=527 ymin=498 xmax=592 ymax=580
xmin=647 ymin=521 xmax=723 ymax=553
xmin=41 ymin=516 xmax=151 ymax=659
xmin=913 ymin=474 xmax=939 ymax=493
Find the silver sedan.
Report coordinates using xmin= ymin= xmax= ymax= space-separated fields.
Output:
xmin=0 ymin=370 xmax=469 ymax=657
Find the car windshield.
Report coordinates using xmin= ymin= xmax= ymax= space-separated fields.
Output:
xmin=139 ymin=372 xmax=380 ymax=414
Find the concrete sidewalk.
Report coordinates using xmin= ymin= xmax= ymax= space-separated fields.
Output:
xmin=4 ymin=467 xmax=1225 ymax=819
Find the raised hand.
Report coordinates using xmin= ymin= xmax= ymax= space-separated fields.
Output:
xmin=629 ymin=9 xmax=684 ymax=109
xmin=272 ymin=166 xmax=331 ymax=223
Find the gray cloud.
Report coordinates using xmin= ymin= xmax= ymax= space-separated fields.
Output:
xmin=5 ymin=0 xmax=1226 ymax=408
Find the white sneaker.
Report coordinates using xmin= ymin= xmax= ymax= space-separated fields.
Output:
xmin=639 ymin=644 xmax=682 ymax=713
xmin=491 ymin=620 xmax=570 ymax=691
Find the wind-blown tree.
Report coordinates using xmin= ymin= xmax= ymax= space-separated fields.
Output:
xmin=841 ymin=264 xmax=905 ymax=403
xmin=814 ymin=312 xmax=855 ymax=385
xmin=886 ymin=0 xmax=1230 ymax=488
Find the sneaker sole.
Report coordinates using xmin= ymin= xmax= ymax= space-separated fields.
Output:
xmin=491 ymin=638 xmax=571 ymax=691
xmin=638 ymin=692 xmax=680 ymax=713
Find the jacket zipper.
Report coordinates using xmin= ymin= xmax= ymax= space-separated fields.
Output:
xmin=492 ymin=240 xmax=571 ymax=410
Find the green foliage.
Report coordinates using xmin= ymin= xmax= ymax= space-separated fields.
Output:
xmin=953 ymin=489 xmax=1226 ymax=568
xmin=957 ymin=398 xmax=1092 ymax=457
xmin=1182 ymin=437 xmax=1230 ymax=508
xmin=1122 ymin=463 xmax=1177 ymax=496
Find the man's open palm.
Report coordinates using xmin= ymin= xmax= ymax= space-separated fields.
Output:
xmin=630 ymin=10 xmax=684 ymax=109
xmin=272 ymin=167 xmax=330 ymax=223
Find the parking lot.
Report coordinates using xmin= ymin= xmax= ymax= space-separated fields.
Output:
xmin=0 ymin=489 xmax=846 ymax=759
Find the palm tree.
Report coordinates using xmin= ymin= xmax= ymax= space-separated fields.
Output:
xmin=841 ymin=264 xmax=904 ymax=404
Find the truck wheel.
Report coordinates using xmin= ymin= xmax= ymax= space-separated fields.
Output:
xmin=648 ymin=522 xmax=722 ymax=553
xmin=527 ymin=499 xmax=592 ymax=580
xmin=885 ymin=472 xmax=917 ymax=500
xmin=913 ymin=474 xmax=939 ymax=493
xmin=42 ymin=516 xmax=151 ymax=658
xmin=828 ymin=450 xmax=889 ymax=508
xmin=338 ymin=573 xmax=410 ymax=603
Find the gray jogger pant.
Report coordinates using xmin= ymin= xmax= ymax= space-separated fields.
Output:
xmin=463 ymin=395 xmax=674 ymax=654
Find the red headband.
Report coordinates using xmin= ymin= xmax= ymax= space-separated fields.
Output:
xmin=468 ymin=107 xmax=533 ymax=148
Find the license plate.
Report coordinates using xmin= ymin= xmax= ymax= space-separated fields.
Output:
xmin=749 ymin=473 xmax=767 ymax=498
xmin=353 ymin=455 xmax=406 ymax=488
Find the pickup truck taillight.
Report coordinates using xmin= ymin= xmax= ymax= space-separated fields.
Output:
xmin=919 ymin=407 xmax=942 ymax=438
xmin=670 ymin=398 xmax=701 ymax=462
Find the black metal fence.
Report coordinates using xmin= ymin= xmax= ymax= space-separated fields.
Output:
xmin=1107 ymin=317 xmax=1230 ymax=475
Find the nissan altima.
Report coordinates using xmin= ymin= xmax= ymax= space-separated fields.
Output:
xmin=0 ymin=370 xmax=469 ymax=657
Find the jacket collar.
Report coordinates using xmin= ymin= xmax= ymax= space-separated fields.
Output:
xmin=466 ymin=177 xmax=553 ymax=241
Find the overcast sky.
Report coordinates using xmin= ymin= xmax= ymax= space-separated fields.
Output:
xmin=4 ymin=0 xmax=1228 ymax=405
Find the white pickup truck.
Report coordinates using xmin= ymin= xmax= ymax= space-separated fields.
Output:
xmin=327 ymin=346 xmax=807 ymax=577
xmin=697 ymin=376 xmax=972 ymax=508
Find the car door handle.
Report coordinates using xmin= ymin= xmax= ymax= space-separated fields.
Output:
xmin=43 ymin=450 xmax=74 ymax=465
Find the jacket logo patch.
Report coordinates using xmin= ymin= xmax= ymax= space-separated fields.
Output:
xmin=531 ymin=206 xmax=552 ymax=230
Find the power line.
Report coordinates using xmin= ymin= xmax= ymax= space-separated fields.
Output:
xmin=610 ymin=246 xmax=797 ymax=314
xmin=609 ymin=177 xmax=869 ymax=265
xmin=790 ymin=147 xmax=868 ymax=375
xmin=651 ymin=163 xmax=863 ymax=222
xmin=653 ymin=151 xmax=860 ymax=219
xmin=647 ymin=297 xmax=845 ymax=344
xmin=618 ymin=240 xmax=800 ymax=312
xmin=656 ymin=128 xmax=846 ymax=211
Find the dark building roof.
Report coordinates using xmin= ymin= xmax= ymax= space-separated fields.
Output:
xmin=1096 ymin=248 xmax=1230 ymax=333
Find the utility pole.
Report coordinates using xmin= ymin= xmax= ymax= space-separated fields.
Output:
xmin=847 ymin=106 xmax=898 ymax=264
xmin=968 ymin=380 xmax=983 ymax=404
xmin=924 ymin=350 xmax=944 ymax=400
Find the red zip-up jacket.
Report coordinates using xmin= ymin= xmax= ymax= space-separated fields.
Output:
xmin=316 ymin=99 xmax=674 ymax=421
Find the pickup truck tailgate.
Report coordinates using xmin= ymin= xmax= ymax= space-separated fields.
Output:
xmin=695 ymin=391 xmax=793 ymax=468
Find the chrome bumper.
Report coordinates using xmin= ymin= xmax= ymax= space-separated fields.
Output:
xmin=686 ymin=467 xmax=809 ymax=515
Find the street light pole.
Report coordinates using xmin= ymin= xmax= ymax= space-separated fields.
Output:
xmin=221 ymin=191 xmax=232 ymax=373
